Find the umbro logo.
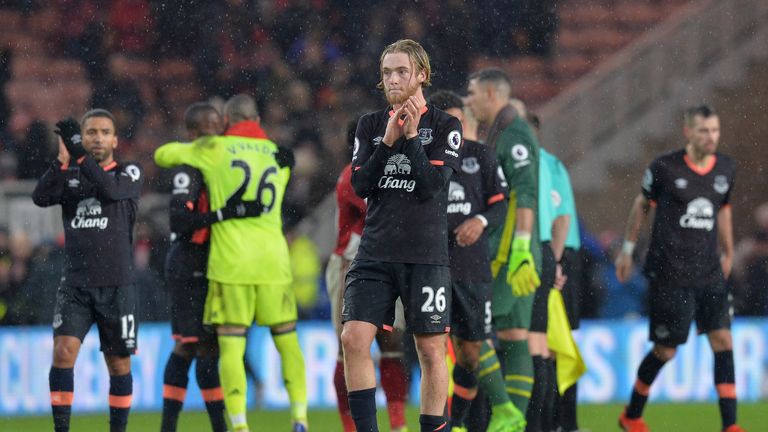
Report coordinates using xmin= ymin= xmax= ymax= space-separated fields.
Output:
xmin=68 ymin=178 xmax=80 ymax=188
xmin=430 ymin=314 xmax=442 ymax=322
xmin=674 ymin=178 xmax=688 ymax=189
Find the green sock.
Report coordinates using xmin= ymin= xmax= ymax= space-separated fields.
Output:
xmin=500 ymin=339 xmax=534 ymax=413
xmin=218 ymin=335 xmax=248 ymax=430
xmin=478 ymin=340 xmax=511 ymax=408
xmin=272 ymin=330 xmax=308 ymax=422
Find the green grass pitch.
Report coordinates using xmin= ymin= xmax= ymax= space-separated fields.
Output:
xmin=2 ymin=403 xmax=766 ymax=431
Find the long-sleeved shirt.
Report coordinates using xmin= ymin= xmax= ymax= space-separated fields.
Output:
xmin=32 ymin=157 xmax=143 ymax=287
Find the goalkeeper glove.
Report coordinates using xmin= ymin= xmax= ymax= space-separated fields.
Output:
xmin=507 ymin=235 xmax=540 ymax=297
xmin=216 ymin=196 xmax=264 ymax=221
xmin=54 ymin=118 xmax=86 ymax=160
xmin=275 ymin=146 xmax=295 ymax=169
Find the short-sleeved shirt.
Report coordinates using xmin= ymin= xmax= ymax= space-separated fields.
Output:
xmin=334 ymin=163 xmax=367 ymax=260
xmin=549 ymin=153 xmax=581 ymax=249
xmin=642 ymin=149 xmax=735 ymax=285
xmin=538 ymin=149 xmax=556 ymax=243
xmin=352 ymin=105 xmax=462 ymax=265
xmin=155 ymin=134 xmax=292 ymax=285
xmin=447 ymin=139 xmax=506 ymax=283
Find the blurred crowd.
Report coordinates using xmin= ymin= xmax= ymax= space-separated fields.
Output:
xmin=0 ymin=0 xmax=558 ymax=226
xmin=2 ymin=0 xmax=766 ymax=326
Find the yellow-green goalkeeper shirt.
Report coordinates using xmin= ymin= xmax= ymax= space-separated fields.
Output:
xmin=155 ymin=135 xmax=292 ymax=285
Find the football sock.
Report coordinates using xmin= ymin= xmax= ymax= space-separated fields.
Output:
xmin=542 ymin=357 xmax=557 ymax=432
xmin=196 ymin=355 xmax=227 ymax=432
xmin=334 ymin=359 xmax=356 ymax=432
xmin=714 ymin=350 xmax=737 ymax=429
xmin=380 ymin=354 xmax=408 ymax=429
xmin=272 ymin=328 xmax=308 ymax=423
xmin=478 ymin=340 xmax=510 ymax=408
xmin=450 ymin=364 xmax=478 ymax=427
xmin=559 ymin=382 xmax=578 ymax=431
xmin=526 ymin=355 xmax=549 ymax=432
xmin=419 ymin=414 xmax=446 ymax=432
xmin=218 ymin=334 xmax=248 ymax=430
xmin=49 ymin=367 xmax=74 ymax=432
xmin=349 ymin=387 xmax=378 ymax=432
xmin=626 ymin=351 xmax=667 ymax=418
xmin=500 ymin=339 xmax=534 ymax=413
xmin=161 ymin=352 xmax=192 ymax=432
xmin=108 ymin=373 xmax=132 ymax=432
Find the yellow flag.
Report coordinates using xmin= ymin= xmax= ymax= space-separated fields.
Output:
xmin=547 ymin=289 xmax=587 ymax=394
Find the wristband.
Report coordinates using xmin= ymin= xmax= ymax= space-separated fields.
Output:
xmin=475 ymin=214 xmax=488 ymax=227
xmin=622 ymin=240 xmax=636 ymax=256
xmin=512 ymin=232 xmax=531 ymax=251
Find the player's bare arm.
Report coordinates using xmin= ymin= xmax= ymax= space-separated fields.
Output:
xmin=718 ymin=205 xmax=734 ymax=278
xmin=616 ymin=193 xmax=652 ymax=282
xmin=515 ymin=207 xmax=534 ymax=238
xmin=551 ymin=214 xmax=570 ymax=262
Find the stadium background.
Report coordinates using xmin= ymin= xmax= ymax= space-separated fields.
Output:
xmin=0 ymin=0 xmax=767 ymax=430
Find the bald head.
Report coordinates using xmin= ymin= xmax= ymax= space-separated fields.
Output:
xmin=224 ymin=94 xmax=259 ymax=125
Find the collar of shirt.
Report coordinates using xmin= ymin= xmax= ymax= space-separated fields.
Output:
xmin=225 ymin=120 xmax=268 ymax=139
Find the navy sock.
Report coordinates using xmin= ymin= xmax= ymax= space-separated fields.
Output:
xmin=714 ymin=350 xmax=737 ymax=429
xmin=348 ymin=387 xmax=378 ymax=432
xmin=161 ymin=353 xmax=192 ymax=432
xmin=109 ymin=373 xmax=132 ymax=432
xmin=419 ymin=414 xmax=446 ymax=432
xmin=450 ymin=364 xmax=477 ymax=427
xmin=49 ymin=367 xmax=74 ymax=432
xmin=196 ymin=355 xmax=227 ymax=432
xmin=626 ymin=351 xmax=667 ymax=419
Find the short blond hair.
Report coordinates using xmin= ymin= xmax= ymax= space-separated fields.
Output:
xmin=377 ymin=39 xmax=432 ymax=89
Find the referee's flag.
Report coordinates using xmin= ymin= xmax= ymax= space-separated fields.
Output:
xmin=547 ymin=288 xmax=587 ymax=394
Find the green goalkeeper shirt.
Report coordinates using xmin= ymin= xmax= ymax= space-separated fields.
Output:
xmin=155 ymin=135 xmax=292 ymax=285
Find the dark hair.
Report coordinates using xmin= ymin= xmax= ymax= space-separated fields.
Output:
xmin=527 ymin=112 xmax=541 ymax=131
xmin=184 ymin=102 xmax=219 ymax=131
xmin=684 ymin=104 xmax=717 ymax=125
xmin=468 ymin=68 xmax=512 ymax=88
xmin=80 ymin=109 xmax=116 ymax=128
xmin=428 ymin=90 xmax=463 ymax=112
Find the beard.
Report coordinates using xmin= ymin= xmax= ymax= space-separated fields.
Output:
xmin=385 ymin=81 xmax=419 ymax=106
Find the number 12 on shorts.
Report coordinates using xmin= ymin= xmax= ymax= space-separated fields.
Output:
xmin=421 ymin=286 xmax=447 ymax=313
xmin=121 ymin=314 xmax=135 ymax=339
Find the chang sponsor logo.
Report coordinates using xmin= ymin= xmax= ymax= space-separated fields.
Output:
xmin=448 ymin=181 xmax=465 ymax=201
xmin=447 ymin=181 xmax=471 ymax=214
xmin=679 ymin=197 xmax=714 ymax=231
xmin=71 ymin=198 xmax=109 ymax=230
xmin=379 ymin=154 xmax=415 ymax=192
